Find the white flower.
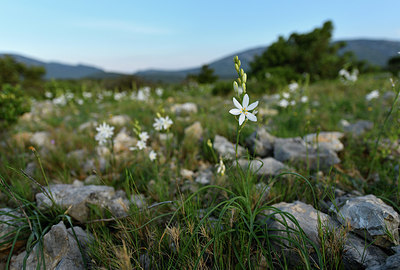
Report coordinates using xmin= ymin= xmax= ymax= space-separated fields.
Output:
xmin=301 ymin=96 xmax=308 ymax=103
xmin=52 ymin=95 xmax=67 ymax=106
xmin=366 ymin=90 xmax=379 ymax=101
xmin=216 ymin=157 xmax=225 ymax=176
xmin=290 ymin=100 xmax=296 ymax=106
xmin=45 ymin=91 xmax=53 ymax=99
xmin=149 ymin=150 xmax=157 ymax=161
xmin=137 ymin=90 xmax=146 ymax=101
xmin=114 ymin=92 xmax=126 ymax=101
xmin=139 ymin=131 xmax=149 ymax=142
xmin=339 ymin=69 xmax=349 ymax=77
xmin=282 ymin=92 xmax=290 ymax=99
xmin=278 ymin=99 xmax=289 ymax=108
xmin=65 ymin=92 xmax=74 ymax=100
xmin=229 ymin=94 xmax=258 ymax=125
xmin=82 ymin=91 xmax=92 ymax=99
xmin=288 ymin=82 xmax=299 ymax=92
xmin=153 ymin=117 xmax=163 ymax=131
xmin=339 ymin=68 xmax=358 ymax=82
xmin=77 ymin=99 xmax=84 ymax=105
xmin=155 ymin=88 xmax=163 ymax=97
xmin=95 ymin=122 xmax=114 ymax=145
xmin=162 ymin=116 xmax=173 ymax=130
xmin=153 ymin=115 xmax=173 ymax=131
xmin=136 ymin=140 xmax=146 ymax=150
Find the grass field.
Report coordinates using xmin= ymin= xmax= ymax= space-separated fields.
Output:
xmin=1 ymin=66 xmax=399 ymax=269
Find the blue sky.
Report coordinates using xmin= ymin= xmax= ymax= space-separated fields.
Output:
xmin=1 ymin=0 xmax=399 ymax=73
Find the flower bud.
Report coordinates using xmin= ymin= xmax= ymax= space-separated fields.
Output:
xmin=233 ymin=81 xmax=238 ymax=92
xmin=234 ymin=56 xmax=238 ymax=62
xmin=240 ymin=69 xmax=244 ymax=77
xmin=207 ymin=139 xmax=213 ymax=148
xmin=235 ymin=64 xmax=239 ymax=72
xmin=242 ymin=83 xmax=246 ymax=93
xmin=238 ymin=60 xmax=241 ymax=67
xmin=242 ymin=73 xmax=247 ymax=83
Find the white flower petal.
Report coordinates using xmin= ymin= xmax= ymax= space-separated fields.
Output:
xmin=243 ymin=94 xmax=249 ymax=108
xmin=247 ymin=101 xmax=258 ymax=111
xmin=246 ymin=112 xmax=257 ymax=122
xmin=239 ymin=113 xmax=245 ymax=125
xmin=229 ymin=108 xmax=241 ymax=115
xmin=233 ymin=97 xmax=242 ymax=109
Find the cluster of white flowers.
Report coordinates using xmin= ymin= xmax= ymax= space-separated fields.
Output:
xmin=339 ymin=68 xmax=358 ymax=83
xmin=365 ymin=90 xmax=380 ymax=101
xmin=288 ymin=82 xmax=299 ymax=92
xmin=153 ymin=115 xmax=173 ymax=131
xmin=137 ymin=131 xmax=149 ymax=150
xmin=82 ymin=91 xmax=92 ymax=99
xmin=131 ymin=87 xmax=151 ymax=101
xmin=51 ymin=91 xmax=76 ymax=106
xmin=277 ymin=82 xmax=308 ymax=108
xmin=44 ymin=91 xmax=53 ymax=99
xmin=129 ymin=130 xmax=158 ymax=161
xmin=52 ymin=95 xmax=67 ymax=106
xmin=155 ymin=87 xmax=164 ymax=97
xmin=114 ymin=91 xmax=127 ymax=101
xmin=95 ymin=122 xmax=114 ymax=145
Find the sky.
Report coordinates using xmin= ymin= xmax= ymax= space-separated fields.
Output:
xmin=1 ymin=0 xmax=399 ymax=73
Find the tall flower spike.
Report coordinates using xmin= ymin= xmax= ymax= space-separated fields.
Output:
xmin=229 ymin=94 xmax=258 ymax=125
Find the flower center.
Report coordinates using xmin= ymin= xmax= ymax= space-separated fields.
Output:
xmin=241 ymin=107 xmax=248 ymax=115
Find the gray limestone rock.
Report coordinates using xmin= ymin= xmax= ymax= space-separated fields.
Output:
xmin=184 ymin=121 xmax=203 ymax=142
xmin=195 ymin=169 xmax=213 ymax=185
xmin=342 ymin=120 xmax=373 ymax=136
xmin=213 ymin=135 xmax=245 ymax=160
xmin=274 ymin=137 xmax=340 ymax=171
xmin=171 ymin=102 xmax=198 ymax=115
xmin=344 ymin=232 xmax=387 ymax=270
xmin=245 ymin=128 xmax=276 ymax=157
xmin=236 ymin=157 xmax=288 ymax=177
xmin=30 ymin=131 xmax=51 ymax=148
xmin=260 ymin=201 xmax=388 ymax=269
xmin=109 ymin=115 xmax=130 ymax=126
xmin=10 ymin=222 xmax=90 ymax=270
xmin=0 ymin=208 xmax=23 ymax=242
xmin=337 ymin=194 xmax=400 ymax=248
xmin=303 ymin=131 xmax=344 ymax=152
xmin=36 ymin=184 xmax=129 ymax=222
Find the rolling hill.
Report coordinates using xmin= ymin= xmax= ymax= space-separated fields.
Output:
xmin=136 ymin=39 xmax=400 ymax=82
xmin=0 ymin=53 xmax=108 ymax=80
xmin=1 ymin=39 xmax=399 ymax=82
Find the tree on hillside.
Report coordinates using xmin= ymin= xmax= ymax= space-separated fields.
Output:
xmin=0 ymin=55 xmax=45 ymax=89
xmin=387 ymin=55 xmax=400 ymax=76
xmin=187 ymin=65 xmax=218 ymax=84
xmin=250 ymin=21 xmax=354 ymax=85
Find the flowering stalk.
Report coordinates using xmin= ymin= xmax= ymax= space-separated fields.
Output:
xmin=229 ymin=56 xmax=259 ymax=195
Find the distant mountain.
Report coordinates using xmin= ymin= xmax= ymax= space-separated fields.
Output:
xmin=135 ymin=46 xmax=266 ymax=83
xmin=0 ymin=53 xmax=109 ymax=80
xmin=2 ymin=39 xmax=399 ymax=82
xmin=337 ymin=39 xmax=400 ymax=66
xmin=136 ymin=39 xmax=400 ymax=82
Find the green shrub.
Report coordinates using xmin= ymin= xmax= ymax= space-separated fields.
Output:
xmin=0 ymin=84 xmax=30 ymax=127
xmin=212 ymin=80 xmax=232 ymax=96
xmin=250 ymin=21 xmax=353 ymax=84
